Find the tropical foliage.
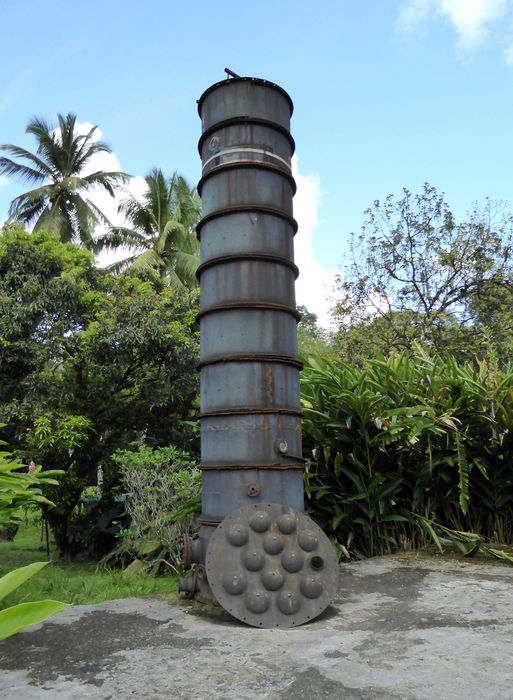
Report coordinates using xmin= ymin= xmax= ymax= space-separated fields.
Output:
xmin=97 ymin=168 xmax=200 ymax=287
xmin=0 ymin=441 xmax=60 ymax=530
xmin=0 ymin=226 xmax=199 ymax=557
xmin=102 ymin=445 xmax=201 ymax=574
xmin=333 ymin=183 xmax=513 ymax=363
xmin=0 ymin=562 xmax=69 ymax=641
xmin=301 ymin=349 xmax=513 ymax=559
xmin=0 ymin=114 xmax=127 ymax=248
xmin=0 ymin=448 xmax=68 ymax=641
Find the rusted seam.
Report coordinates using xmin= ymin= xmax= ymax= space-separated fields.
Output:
xmin=198 ymin=116 xmax=296 ymax=154
xmin=198 ymin=407 xmax=303 ymax=418
xmin=197 ymin=516 xmax=223 ymax=526
xmin=196 ymin=205 xmax=298 ymax=238
xmin=197 ymin=160 xmax=297 ymax=196
xmin=196 ymin=253 xmax=299 ymax=279
xmin=197 ymin=353 xmax=303 ymax=370
xmin=197 ymin=301 xmax=301 ymax=322
xmin=199 ymin=463 xmax=305 ymax=471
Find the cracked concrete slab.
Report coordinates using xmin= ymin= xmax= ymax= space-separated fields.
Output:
xmin=1 ymin=554 xmax=513 ymax=699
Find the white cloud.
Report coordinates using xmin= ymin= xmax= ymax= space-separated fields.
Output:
xmin=503 ymin=42 xmax=513 ymax=62
xmin=398 ymin=0 xmax=510 ymax=54
xmin=0 ymin=175 xmax=9 ymax=188
xmin=398 ymin=0 xmax=433 ymax=32
xmin=292 ymin=156 xmax=336 ymax=329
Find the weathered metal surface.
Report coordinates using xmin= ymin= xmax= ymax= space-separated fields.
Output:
xmin=200 ymin=309 xmax=298 ymax=357
xmin=199 ymin=165 xmax=295 ymax=215
xmin=198 ymin=258 xmax=298 ymax=308
xmin=198 ymin=463 xmax=304 ymax=471
xmin=201 ymin=472 xmax=304 ymax=520
xmin=188 ymin=76 xmax=337 ymax=623
xmin=205 ymin=503 xmax=339 ymax=628
xmin=197 ymin=302 xmax=300 ymax=321
xmin=197 ymin=76 xmax=300 ymax=543
xmin=199 ymin=122 xmax=293 ymax=177
xmin=198 ymin=77 xmax=293 ymax=131
xmin=197 ymin=206 xmax=298 ymax=241
xmin=198 ymin=353 xmax=303 ymax=371
xmin=200 ymin=412 xmax=301 ymax=465
xmin=200 ymin=362 xmax=300 ymax=411
xmin=199 ymin=117 xmax=295 ymax=159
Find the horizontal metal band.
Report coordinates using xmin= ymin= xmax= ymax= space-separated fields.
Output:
xmin=196 ymin=204 xmax=298 ymax=238
xmin=196 ymin=253 xmax=299 ymax=279
xmin=197 ymin=301 xmax=301 ymax=322
xmin=197 ymin=77 xmax=294 ymax=117
xmin=198 ymin=353 xmax=303 ymax=370
xmin=198 ymin=116 xmax=295 ymax=154
xmin=199 ymin=463 xmax=305 ymax=471
xmin=197 ymin=160 xmax=297 ymax=196
xmin=202 ymin=147 xmax=291 ymax=173
xmin=198 ymin=516 xmax=223 ymax=526
xmin=198 ymin=407 xmax=303 ymax=418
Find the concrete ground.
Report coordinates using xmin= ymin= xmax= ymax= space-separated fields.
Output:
xmin=1 ymin=553 xmax=513 ymax=699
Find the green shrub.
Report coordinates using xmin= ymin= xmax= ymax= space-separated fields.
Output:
xmin=102 ymin=445 xmax=200 ymax=574
xmin=301 ymin=349 xmax=513 ymax=558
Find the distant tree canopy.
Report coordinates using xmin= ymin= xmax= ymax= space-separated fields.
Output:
xmin=0 ymin=225 xmax=199 ymax=555
xmin=297 ymin=304 xmax=334 ymax=359
xmin=332 ymin=183 xmax=513 ymax=365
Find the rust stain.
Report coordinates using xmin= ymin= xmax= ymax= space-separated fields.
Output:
xmin=265 ymin=363 xmax=273 ymax=407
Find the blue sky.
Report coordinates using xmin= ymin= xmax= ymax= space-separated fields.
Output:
xmin=1 ymin=0 xmax=513 ymax=324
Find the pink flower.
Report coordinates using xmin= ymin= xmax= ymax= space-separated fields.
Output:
xmin=28 ymin=460 xmax=36 ymax=474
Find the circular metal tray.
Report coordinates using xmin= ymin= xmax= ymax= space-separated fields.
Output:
xmin=205 ymin=503 xmax=339 ymax=628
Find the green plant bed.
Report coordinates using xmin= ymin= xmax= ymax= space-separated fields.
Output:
xmin=0 ymin=518 xmax=177 ymax=609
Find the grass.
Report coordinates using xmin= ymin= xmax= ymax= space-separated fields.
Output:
xmin=0 ymin=513 xmax=178 ymax=609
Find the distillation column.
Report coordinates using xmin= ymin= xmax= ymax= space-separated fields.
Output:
xmin=180 ymin=76 xmax=338 ymax=628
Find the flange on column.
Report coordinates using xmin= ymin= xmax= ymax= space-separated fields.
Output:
xmin=205 ymin=503 xmax=339 ymax=628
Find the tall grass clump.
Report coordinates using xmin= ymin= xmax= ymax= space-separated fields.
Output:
xmin=301 ymin=348 xmax=513 ymax=559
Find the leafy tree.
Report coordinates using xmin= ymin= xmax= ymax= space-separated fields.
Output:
xmin=333 ymin=183 xmax=513 ymax=360
xmin=297 ymin=305 xmax=334 ymax=359
xmin=97 ymin=168 xmax=200 ymax=288
xmin=0 ymin=114 xmax=128 ymax=248
xmin=332 ymin=311 xmax=419 ymax=366
xmin=0 ymin=226 xmax=199 ymax=556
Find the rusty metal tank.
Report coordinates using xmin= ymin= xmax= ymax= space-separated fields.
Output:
xmin=180 ymin=75 xmax=338 ymax=627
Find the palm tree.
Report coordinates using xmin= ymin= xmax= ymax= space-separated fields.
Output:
xmin=98 ymin=168 xmax=200 ymax=288
xmin=0 ymin=113 xmax=128 ymax=249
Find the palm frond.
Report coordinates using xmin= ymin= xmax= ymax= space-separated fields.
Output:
xmin=105 ymin=255 xmax=140 ymax=274
xmin=78 ymin=196 xmax=111 ymax=230
xmin=173 ymin=250 xmax=200 ymax=288
xmin=7 ymin=185 xmax=55 ymax=223
xmin=80 ymin=170 xmax=130 ymax=195
xmin=95 ymin=227 xmax=150 ymax=252
xmin=130 ymin=248 xmax=164 ymax=273
xmin=34 ymin=200 xmax=70 ymax=239
xmin=0 ymin=147 xmax=53 ymax=180
xmin=66 ymin=193 xmax=98 ymax=248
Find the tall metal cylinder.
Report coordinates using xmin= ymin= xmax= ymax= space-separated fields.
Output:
xmin=179 ymin=76 xmax=339 ymax=627
xmin=196 ymin=77 xmax=304 ymax=561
